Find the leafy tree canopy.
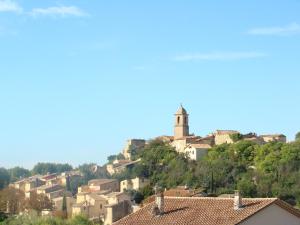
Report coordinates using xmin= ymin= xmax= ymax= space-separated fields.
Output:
xmin=32 ymin=163 xmax=73 ymax=175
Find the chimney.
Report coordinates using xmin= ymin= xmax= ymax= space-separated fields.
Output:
xmin=155 ymin=191 xmax=164 ymax=215
xmin=152 ymin=185 xmax=164 ymax=216
xmin=234 ymin=190 xmax=242 ymax=210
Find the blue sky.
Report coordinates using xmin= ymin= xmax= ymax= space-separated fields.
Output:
xmin=1 ymin=0 xmax=300 ymax=169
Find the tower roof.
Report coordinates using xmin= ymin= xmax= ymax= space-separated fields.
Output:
xmin=175 ymin=105 xmax=187 ymax=115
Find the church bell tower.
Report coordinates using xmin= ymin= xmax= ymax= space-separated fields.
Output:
xmin=174 ymin=105 xmax=189 ymax=139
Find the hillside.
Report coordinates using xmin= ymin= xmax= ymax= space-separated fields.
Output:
xmin=112 ymin=138 xmax=300 ymax=207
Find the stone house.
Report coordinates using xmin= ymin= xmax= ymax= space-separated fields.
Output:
xmin=120 ymin=177 xmax=150 ymax=192
xmin=33 ymin=184 xmax=66 ymax=200
xmin=52 ymin=196 xmax=76 ymax=217
xmin=122 ymin=139 xmax=146 ymax=160
xmin=106 ymin=159 xmax=141 ymax=175
xmin=10 ymin=175 xmax=44 ymax=193
xmin=73 ymin=191 xmax=131 ymax=224
xmin=184 ymin=143 xmax=212 ymax=161
xmin=214 ymin=130 xmax=240 ymax=145
xmin=260 ymin=134 xmax=287 ymax=143
xmin=104 ymin=201 xmax=132 ymax=225
xmin=87 ymin=179 xmax=119 ymax=192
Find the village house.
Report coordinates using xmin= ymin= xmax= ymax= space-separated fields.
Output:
xmin=260 ymin=134 xmax=287 ymax=143
xmin=28 ymin=184 xmax=67 ymax=200
xmin=122 ymin=139 xmax=146 ymax=160
xmin=106 ymin=159 xmax=141 ymax=175
xmin=113 ymin=190 xmax=300 ymax=225
xmin=184 ymin=143 xmax=212 ymax=161
xmin=214 ymin=130 xmax=240 ymax=145
xmin=10 ymin=175 xmax=44 ymax=193
xmin=73 ymin=190 xmax=131 ymax=224
xmin=104 ymin=200 xmax=132 ymax=225
xmin=52 ymin=196 xmax=76 ymax=217
xmin=120 ymin=177 xmax=150 ymax=192
xmin=88 ymin=179 xmax=119 ymax=192
xmin=73 ymin=179 xmax=132 ymax=224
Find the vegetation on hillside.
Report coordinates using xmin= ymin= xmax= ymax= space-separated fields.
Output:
xmin=1 ymin=134 xmax=300 ymax=223
xmin=0 ymin=214 xmax=102 ymax=225
xmin=114 ymin=138 xmax=300 ymax=207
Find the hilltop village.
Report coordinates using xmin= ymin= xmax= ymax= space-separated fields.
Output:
xmin=107 ymin=105 xmax=286 ymax=174
xmin=4 ymin=106 xmax=300 ymax=225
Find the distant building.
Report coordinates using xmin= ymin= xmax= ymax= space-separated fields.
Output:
xmin=106 ymin=159 xmax=141 ymax=175
xmin=120 ymin=177 xmax=150 ymax=192
xmin=122 ymin=139 xmax=146 ymax=160
xmin=29 ymin=184 xmax=66 ymax=200
xmin=87 ymin=179 xmax=119 ymax=192
xmin=174 ymin=105 xmax=190 ymax=139
xmin=52 ymin=196 xmax=76 ymax=217
xmin=73 ymin=190 xmax=131 ymax=224
xmin=260 ymin=134 xmax=287 ymax=143
xmin=214 ymin=130 xmax=240 ymax=145
xmin=171 ymin=105 xmax=213 ymax=160
xmin=184 ymin=143 xmax=212 ymax=161
xmin=10 ymin=175 xmax=44 ymax=193
xmin=104 ymin=200 xmax=132 ymax=225
xmin=168 ymin=106 xmax=287 ymax=161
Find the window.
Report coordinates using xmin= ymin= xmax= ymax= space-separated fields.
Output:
xmin=100 ymin=204 xmax=102 ymax=209
xmin=177 ymin=116 xmax=180 ymax=124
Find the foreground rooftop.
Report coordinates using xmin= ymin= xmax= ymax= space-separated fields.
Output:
xmin=113 ymin=196 xmax=300 ymax=225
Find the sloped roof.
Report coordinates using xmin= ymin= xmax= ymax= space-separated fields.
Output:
xmin=88 ymin=179 xmax=117 ymax=186
xmin=260 ymin=134 xmax=286 ymax=138
xmin=113 ymin=197 xmax=300 ymax=225
xmin=189 ymin=143 xmax=212 ymax=149
xmin=215 ymin=130 xmax=239 ymax=135
xmin=175 ymin=105 xmax=187 ymax=115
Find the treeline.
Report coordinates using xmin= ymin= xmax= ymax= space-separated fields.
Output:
xmin=0 ymin=213 xmax=102 ymax=225
xmin=114 ymin=137 xmax=300 ymax=207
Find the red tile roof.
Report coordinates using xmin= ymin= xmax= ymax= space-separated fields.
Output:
xmin=113 ymin=197 xmax=300 ymax=225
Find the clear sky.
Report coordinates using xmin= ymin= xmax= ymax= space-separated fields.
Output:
xmin=1 ymin=0 xmax=300 ymax=169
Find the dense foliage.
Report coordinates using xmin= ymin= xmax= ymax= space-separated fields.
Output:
xmin=0 ymin=214 xmax=102 ymax=225
xmin=296 ymin=132 xmax=300 ymax=141
xmin=32 ymin=163 xmax=73 ymax=175
xmin=0 ymin=169 xmax=9 ymax=190
xmin=115 ymin=139 xmax=300 ymax=207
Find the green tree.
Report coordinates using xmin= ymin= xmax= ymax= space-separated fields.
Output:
xmin=0 ymin=168 xmax=10 ymax=190
xmin=25 ymin=192 xmax=53 ymax=214
xmin=295 ymin=132 xmax=300 ymax=141
xmin=107 ymin=155 xmax=117 ymax=163
xmin=31 ymin=163 xmax=73 ymax=175
xmin=62 ymin=194 xmax=67 ymax=218
xmin=0 ymin=187 xmax=25 ymax=214
xmin=8 ymin=167 xmax=30 ymax=182
xmin=230 ymin=133 xmax=243 ymax=142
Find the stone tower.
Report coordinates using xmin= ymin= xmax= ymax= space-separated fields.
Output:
xmin=174 ymin=105 xmax=189 ymax=139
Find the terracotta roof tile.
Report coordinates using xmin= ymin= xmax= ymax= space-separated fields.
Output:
xmin=215 ymin=130 xmax=239 ymax=135
xmin=113 ymin=197 xmax=286 ymax=225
